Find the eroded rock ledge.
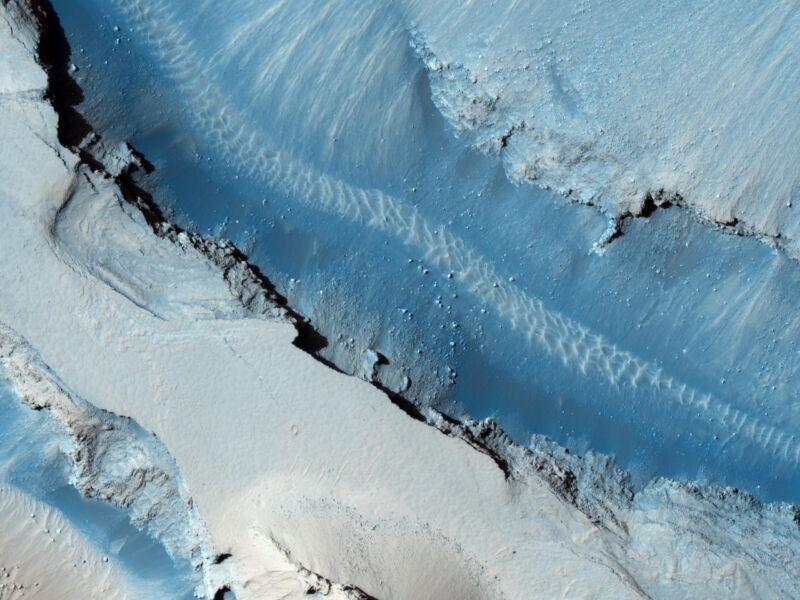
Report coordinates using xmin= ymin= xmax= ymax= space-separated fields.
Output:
xmin=1 ymin=1 xmax=798 ymax=598
xmin=410 ymin=23 xmax=800 ymax=259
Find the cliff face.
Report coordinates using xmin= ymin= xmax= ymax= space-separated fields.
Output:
xmin=0 ymin=1 xmax=798 ymax=599
xmin=407 ymin=1 xmax=800 ymax=255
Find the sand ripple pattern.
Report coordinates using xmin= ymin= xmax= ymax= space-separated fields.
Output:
xmin=112 ymin=0 xmax=799 ymax=466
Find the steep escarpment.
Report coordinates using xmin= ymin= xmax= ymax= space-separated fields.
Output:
xmin=0 ymin=326 xmax=231 ymax=598
xmin=1 ymin=1 xmax=799 ymax=599
xmin=408 ymin=2 xmax=800 ymax=255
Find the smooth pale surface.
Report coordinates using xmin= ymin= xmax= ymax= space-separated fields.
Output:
xmin=0 ymin=3 xmax=798 ymax=599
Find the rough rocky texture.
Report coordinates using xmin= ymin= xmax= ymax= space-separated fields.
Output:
xmin=0 ymin=326 xmax=231 ymax=598
xmin=0 ymin=1 xmax=798 ymax=598
xmin=408 ymin=2 xmax=800 ymax=256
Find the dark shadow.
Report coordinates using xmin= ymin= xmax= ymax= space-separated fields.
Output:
xmin=30 ymin=0 xmax=92 ymax=147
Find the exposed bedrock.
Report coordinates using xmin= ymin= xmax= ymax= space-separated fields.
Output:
xmin=408 ymin=3 xmax=800 ymax=255
xmin=1 ymin=1 xmax=799 ymax=598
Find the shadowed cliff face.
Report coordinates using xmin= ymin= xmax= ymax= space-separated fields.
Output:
xmin=2 ymin=3 xmax=800 ymax=599
xmin=30 ymin=0 xmax=91 ymax=146
xmin=44 ymin=0 xmax=800 ymax=502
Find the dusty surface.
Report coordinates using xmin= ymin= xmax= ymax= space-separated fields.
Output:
xmin=408 ymin=1 xmax=800 ymax=254
xmin=0 ymin=2 xmax=798 ymax=599
xmin=0 ymin=485 xmax=134 ymax=600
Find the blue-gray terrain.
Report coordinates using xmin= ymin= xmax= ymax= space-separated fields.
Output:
xmin=1 ymin=0 xmax=799 ymax=598
xmin=52 ymin=0 xmax=800 ymax=501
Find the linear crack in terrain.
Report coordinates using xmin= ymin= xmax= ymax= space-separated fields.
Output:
xmin=111 ymin=0 xmax=800 ymax=466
